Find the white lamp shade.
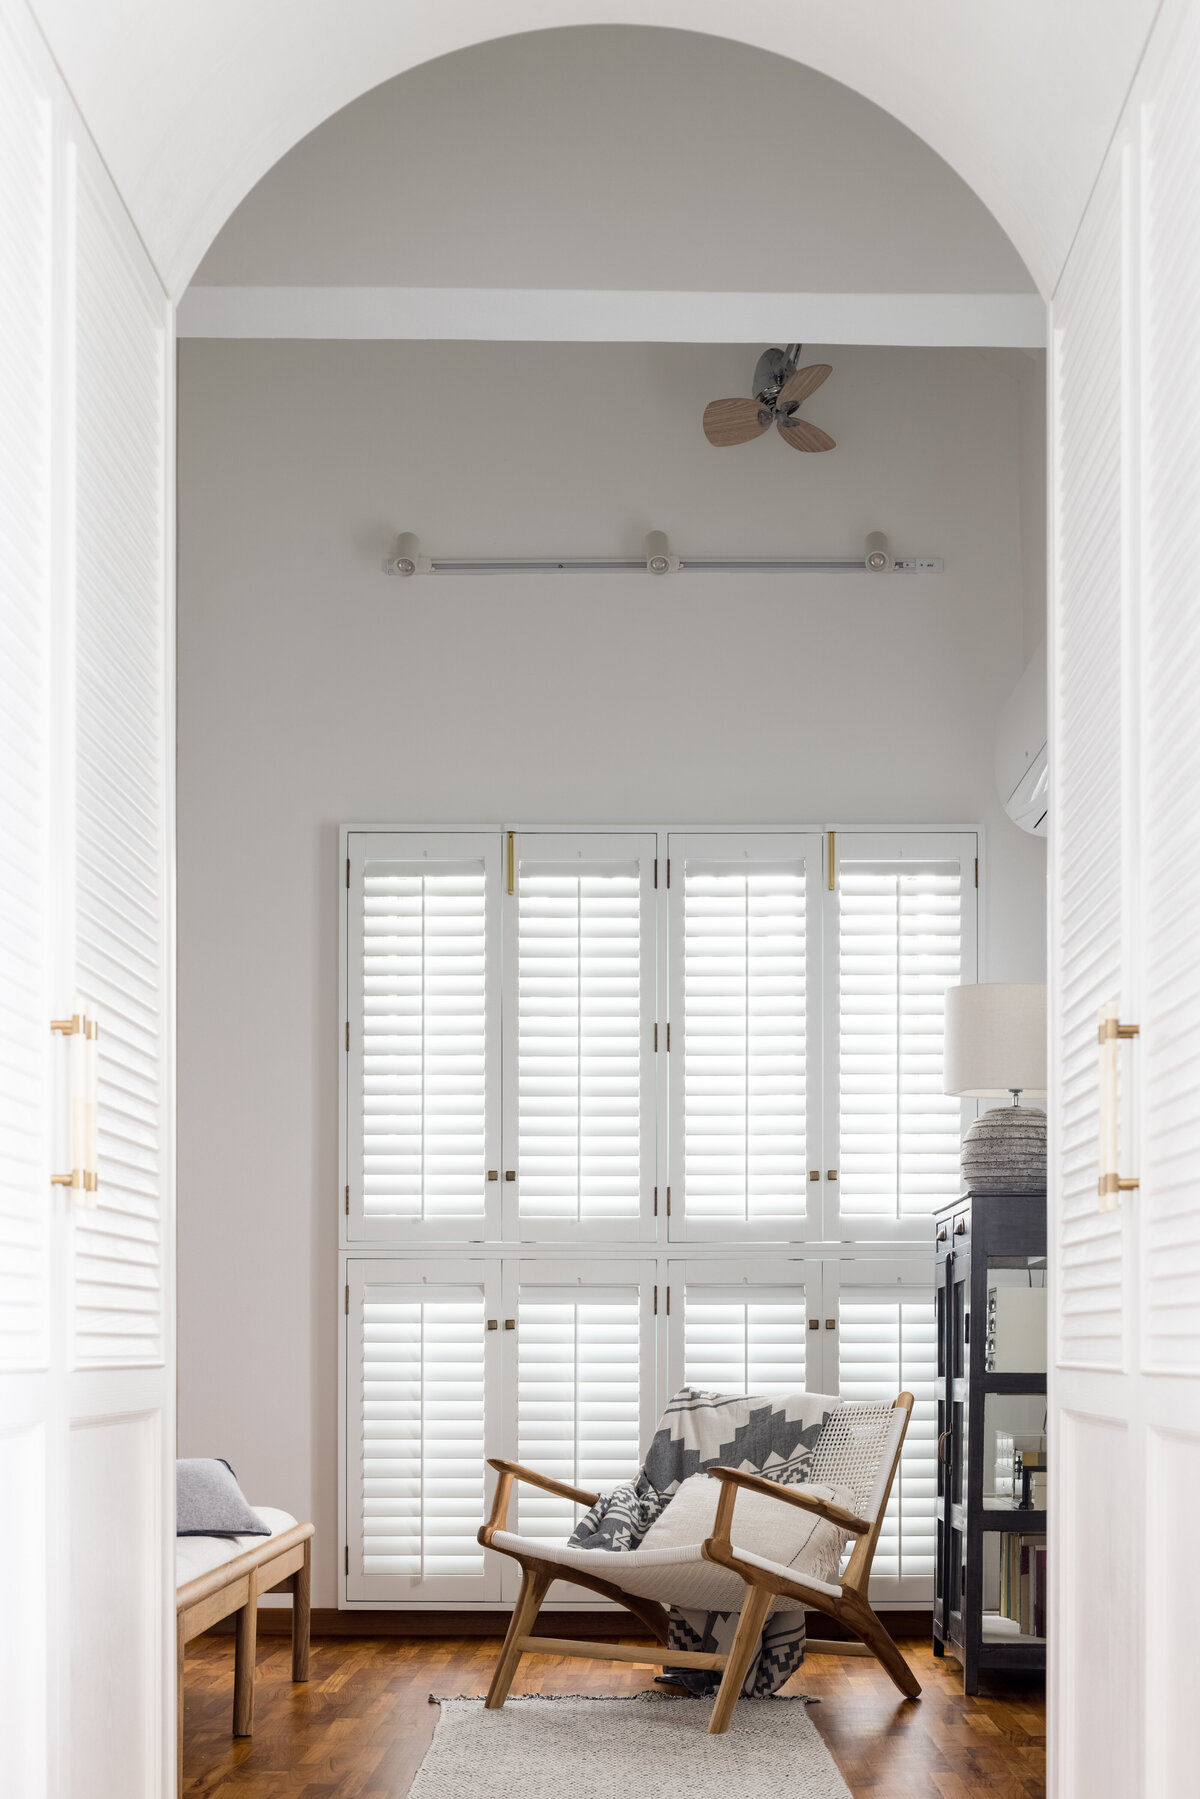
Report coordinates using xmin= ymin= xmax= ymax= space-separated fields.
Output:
xmin=943 ymin=983 xmax=1047 ymax=1098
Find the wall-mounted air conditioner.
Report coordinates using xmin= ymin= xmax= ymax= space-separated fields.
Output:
xmin=996 ymin=640 xmax=1048 ymax=836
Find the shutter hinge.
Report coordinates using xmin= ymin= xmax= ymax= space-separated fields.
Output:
xmin=345 ymin=1184 xmax=349 ymax=1215
xmin=345 ymin=1021 xmax=350 ymax=1051
xmin=346 ymin=856 xmax=350 ymax=889
xmin=653 ymin=1185 xmax=658 ymax=1216
xmin=344 ymin=1545 xmax=349 ymax=1576
xmin=653 ymin=858 xmax=658 ymax=889
xmin=666 ymin=1186 xmax=671 ymax=1216
xmin=666 ymin=1285 xmax=671 ymax=1316
xmin=344 ymin=1284 xmax=349 ymax=1315
xmin=666 ymin=1022 xmax=670 ymax=1051
xmin=653 ymin=1284 xmax=658 ymax=1315
xmin=666 ymin=858 xmax=671 ymax=888
xmin=654 ymin=1023 xmax=658 ymax=1052
xmin=975 ymin=856 xmax=979 ymax=889
xmin=827 ymin=831 xmax=836 ymax=892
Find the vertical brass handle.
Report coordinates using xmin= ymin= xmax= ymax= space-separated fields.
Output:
xmin=937 ymin=1429 xmax=953 ymax=1468
xmin=1098 ymin=1003 xmax=1139 ymax=1211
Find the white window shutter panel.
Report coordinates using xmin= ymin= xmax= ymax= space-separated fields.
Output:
xmin=347 ymin=833 xmax=501 ymax=1241
xmin=668 ymin=834 xmax=821 ymax=1237
xmin=1051 ymin=154 xmax=1126 ymax=1369
xmin=511 ymin=833 xmax=656 ymax=1237
xmin=514 ymin=1260 xmax=654 ymax=1547
xmin=71 ymin=166 xmax=168 ymax=1368
xmin=836 ymin=1283 xmax=937 ymax=1590
xmin=681 ymin=1287 xmax=808 ymax=1395
xmin=0 ymin=30 xmax=52 ymax=1370
xmin=835 ymin=839 xmax=971 ymax=1227
xmin=347 ymin=1260 xmax=500 ymax=1603
xmin=1139 ymin=21 xmax=1200 ymax=1374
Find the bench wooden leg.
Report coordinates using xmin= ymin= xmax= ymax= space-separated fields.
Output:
xmin=233 ymin=1568 xmax=258 ymax=1736
xmin=291 ymin=1536 xmax=311 ymax=1682
xmin=176 ymin=1613 xmax=186 ymax=1795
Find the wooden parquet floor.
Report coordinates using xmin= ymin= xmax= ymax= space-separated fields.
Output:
xmin=182 ymin=1634 xmax=1045 ymax=1798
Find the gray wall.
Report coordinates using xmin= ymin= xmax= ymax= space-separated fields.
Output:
xmin=176 ymin=338 xmax=1046 ymax=1604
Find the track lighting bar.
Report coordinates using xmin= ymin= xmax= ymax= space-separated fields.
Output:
xmin=383 ymin=531 xmax=941 ymax=578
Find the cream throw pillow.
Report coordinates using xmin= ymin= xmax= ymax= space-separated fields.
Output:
xmin=639 ymin=1471 xmax=853 ymax=1577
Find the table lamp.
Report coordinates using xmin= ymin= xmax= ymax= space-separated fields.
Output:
xmin=944 ymin=983 xmax=1047 ymax=1194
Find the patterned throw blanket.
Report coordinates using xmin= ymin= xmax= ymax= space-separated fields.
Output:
xmin=567 ymin=1387 xmax=838 ymax=1697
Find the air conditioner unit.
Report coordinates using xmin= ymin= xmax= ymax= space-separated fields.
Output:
xmin=996 ymin=641 xmax=1048 ymax=836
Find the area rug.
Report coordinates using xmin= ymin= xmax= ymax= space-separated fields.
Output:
xmin=410 ymin=1695 xmax=852 ymax=1798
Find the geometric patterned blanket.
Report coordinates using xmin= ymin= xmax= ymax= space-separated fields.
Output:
xmin=568 ymin=1387 xmax=839 ymax=1696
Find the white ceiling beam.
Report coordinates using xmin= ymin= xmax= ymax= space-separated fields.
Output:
xmin=177 ymin=285 xmax=1046 ymax=348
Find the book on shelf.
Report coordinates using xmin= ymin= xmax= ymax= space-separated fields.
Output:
xmin=999 ymin=1531 xmax=1047 ymax=1637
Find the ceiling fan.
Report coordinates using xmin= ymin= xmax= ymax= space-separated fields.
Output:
xmin=702 ymin=345 xmax=835 ymax=454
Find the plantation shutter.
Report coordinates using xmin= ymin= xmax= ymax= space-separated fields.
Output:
xmin=670 ymin=1261 xmax=815 ymax=1396
xmin=71 ymin=164 xmax=169 ymax=1367
xmin=835 ymin=1272 xmax=938 ymax=1596
xmin=833 ymin=834 xmax=974 ymax=1234
xmin=508 ymin=833 xmax=656 ymax=1238
xmin=668 ymin=833 xmax=822 ymax=1239
xmin=0 ymin=29 xmax=51 ymax=1371
xmin=347 ymin=833 xmax=501 ymax=1241
xmin=346 ymin=1259 xmax=500 ymax=1602
xmin=512 ymin=1260 xmax=654 ymax=1547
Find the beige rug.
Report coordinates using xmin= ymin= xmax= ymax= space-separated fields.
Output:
xmin=412 ymin=1695 xmax=852 ymax=1797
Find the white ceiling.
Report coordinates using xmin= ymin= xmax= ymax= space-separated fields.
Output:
xmin=28 ymin=0 xmax=1158 ymax=301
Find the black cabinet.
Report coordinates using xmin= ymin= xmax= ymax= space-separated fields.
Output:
xmin=933 ymin=1191 xmax=1047 ymax=1693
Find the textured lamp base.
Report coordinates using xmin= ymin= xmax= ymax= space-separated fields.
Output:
xmin=961 ymin=1105 xmax=1047 ymax=1195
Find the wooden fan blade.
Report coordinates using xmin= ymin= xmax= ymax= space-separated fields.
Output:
xmin=777 ymin=362 xmax=832 ymax=410
xmin=703 ymin=398 xmax=772 ymax=447
xmin=776 ymin=417 xmax=836 ymax=454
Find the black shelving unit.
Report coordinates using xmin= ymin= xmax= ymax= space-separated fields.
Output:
xmin=932 ymin=1191 xmax=1047 ymax=1693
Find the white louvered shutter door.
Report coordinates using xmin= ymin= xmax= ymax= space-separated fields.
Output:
xmin=1139 ymin=10 xmax=1200 ymax=1378
xmin=1051 ymin=153 xmax=1128 ymax=1371
xmin=511 ymin=1260 xmax=655 ymax=1551
xmin=71 ymin=164 xmax=169 ymax=1368
xmin=668 ymin=834 xmax=822 ymax=1239
xmin=508 ymin=833 xmax=656 ymax=1239
xmin=832 ymin=835 xmax=974 ymax=1240
xmin=347 ymin=833 xmax=501 ymax=1241
xmin=347 ymin=1259 xmax=500 ymax=1602
xmin=0 ymin=15 xmax=51 ymax=1376
xmin=670 ymin=1260 xmax=814 ymax=1396
xmin=834 ymin=1269 xmax=937 ymax=1600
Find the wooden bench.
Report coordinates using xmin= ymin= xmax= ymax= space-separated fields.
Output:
xmin=175 ymin=1519 xmax=313 ymax=1792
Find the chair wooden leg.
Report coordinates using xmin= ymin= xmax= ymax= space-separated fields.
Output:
xmin=291 ymin=1538 xmax=311 ymax=1682
xmin=176 ymin=1614 xmax=186 ymax=1796
xmin=707 ymin=1584 xmax=773 ymax=1735
xmin=233 ymin=1569 xmax=258 ymax=1736
xmin=485 ymin=1565 xmax=553 ymax=1710
xmin=842 ymin=1596 xmax=921 ymax=1699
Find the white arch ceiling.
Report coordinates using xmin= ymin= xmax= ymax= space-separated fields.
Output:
xmin=29 ymin=0 xmax=1156 ymax=299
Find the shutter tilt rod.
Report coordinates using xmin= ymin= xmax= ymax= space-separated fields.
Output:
xmin=383 ymin=530 xmax=940 ymax=579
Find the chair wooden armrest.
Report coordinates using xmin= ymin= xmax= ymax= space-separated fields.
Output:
xmin=706 ymin=1466 xmax=871 ymax=1537
xmin=480 ymin=1459 xmax=601 ymax=1543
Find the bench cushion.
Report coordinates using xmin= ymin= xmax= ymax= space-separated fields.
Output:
xmin=176 ymin=1507 xmax=298 ymax=1591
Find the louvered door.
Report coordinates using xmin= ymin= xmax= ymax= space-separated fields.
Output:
xmin=829 ymin=1261 xmax=938 ymax=1602
xmin=504 ymin=833 xmax=657 ymax=1240
xmin=827 ymin=833 xmax=976 ymax=1242
xmin=0 ymin=5 xmax=175 ymax=1791
xmin=346 ymin=833 xmax=502 ymax=1242
xmin=667 ymin=833 xmax=822 ymax=1240
xmin=345 ymin=1258 xmax=502 ymax=1602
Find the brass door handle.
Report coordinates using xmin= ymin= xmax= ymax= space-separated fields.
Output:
xmin=937 ymin=1429 xmax=953 ymax=1468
